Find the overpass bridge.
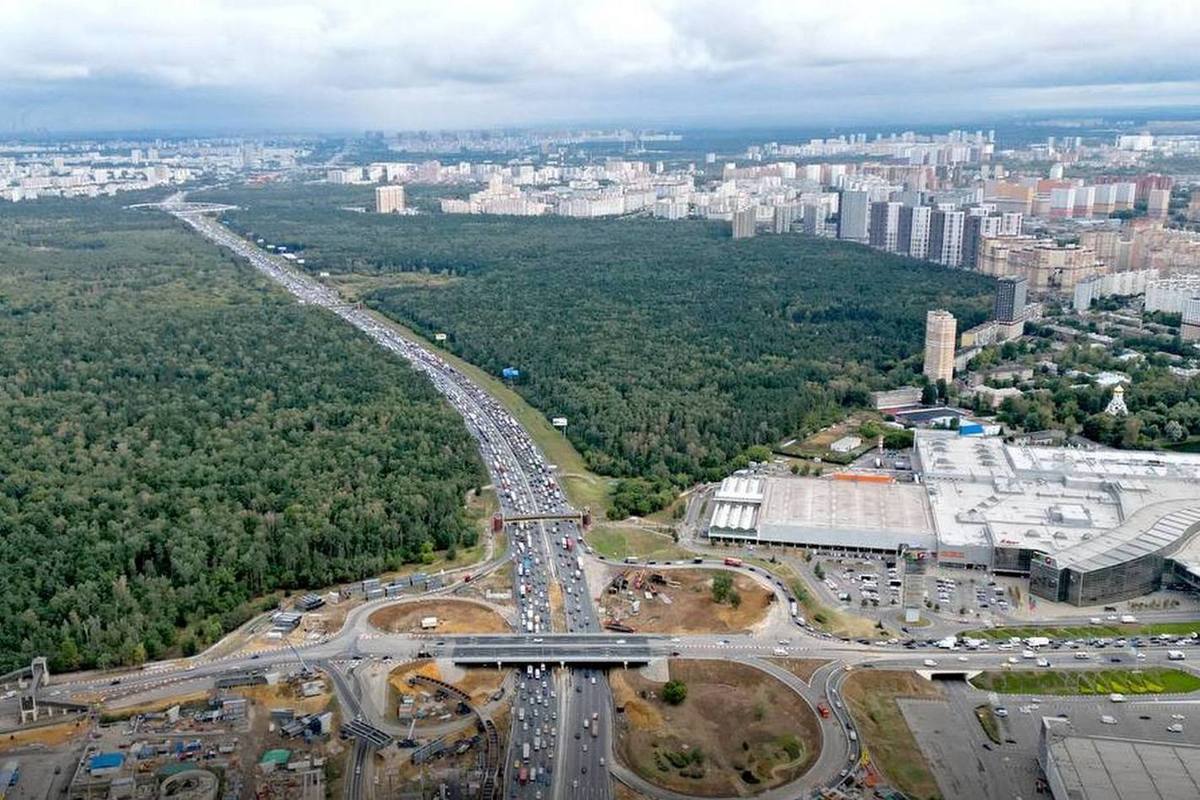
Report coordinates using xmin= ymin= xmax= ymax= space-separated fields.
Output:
xmin=442 ymin=634 xmax=655 ymax=667
xmin=498 ymin=510 xmax=587 ymax=526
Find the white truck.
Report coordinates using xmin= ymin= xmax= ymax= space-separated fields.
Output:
xmin=1024 ymin=636 xmax=1051 ymax=648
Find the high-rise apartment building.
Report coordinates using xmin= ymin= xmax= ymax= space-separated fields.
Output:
xmin=923 ymin=309 xmax=957 ymax=384
xmin=732 ymin=208 xmax=757 ymax=239
xmin=838 ymin=190 xmax=870 ymax=243
xmin=801 ymin=204 xmax=827 ymax=236
xmin=773 ymin=205 xmax=792 ymax=234
xmin=963 ymin=214 xmax=1003 ymax=269
xmin=1147 ymin=188 xmax=1171 ymax=220
xmin=898 ymin=205 xmax=931 ymax=260
xmin=994 ymin=275 xmax=1028 ymax=323
xmin=375 ymin=184 xmax=406 ymax=213
xmin=928 ymin=209 xmax=966 ymax=267
xmin=868 ymin=201 xmax=902 ymax=252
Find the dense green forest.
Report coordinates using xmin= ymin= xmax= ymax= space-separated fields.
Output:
xmin=203 ymin=183 xmax=994 ymax=497
xmin=0 ymin=197 xmax=485 ymax=672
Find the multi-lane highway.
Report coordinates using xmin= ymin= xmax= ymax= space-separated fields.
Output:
xmin=167 ymin=198 xmax=619 ymax=800
xmin=22 ymin=198 xmax=1192 ymax=800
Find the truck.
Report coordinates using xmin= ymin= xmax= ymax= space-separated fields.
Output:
xmin=519 ymin=767 xmax=529 ymax=785
xmin=723 ymin=557 xmax=743 ymax=567
xmin=1024 ymin=636 xmax=1051 ymax=649
xmin=817 ymin=703 xmax=831 ymax=719
xmin=523 ymin=743 xmax=531 ymax=761
xmin=518 ymin=708 xmax=526 ymax=722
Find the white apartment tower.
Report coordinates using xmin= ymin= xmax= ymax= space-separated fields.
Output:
xmin=869 ymin=201 xmax=902 ymax=252
xmin=929 ymin=209 xmax=966 ymax=267
xmin=375 ymin=184 xmax=407 ymax=214
xmin=898 ymin=205 xmax=932 ymax=260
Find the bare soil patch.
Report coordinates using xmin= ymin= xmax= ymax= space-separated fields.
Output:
xmin=841 ymin=670 xmax=943 ymax=800
xmin=368 ymin=599 xmax=510 ymax=634
xmin=601 ymin=568 xmax=773 ymax=634
xmin=611 ymin=659 xmax=820 ymax=797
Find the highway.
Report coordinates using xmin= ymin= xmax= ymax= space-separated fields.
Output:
xmin=18 ymin=198 xmax=1195 ymax=800
xmin=167 ymin=200 xmax=614 ymax=800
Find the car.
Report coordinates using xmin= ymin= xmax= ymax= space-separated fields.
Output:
xmin=1167 ymin=723 xmax=1184 ymax=733
xmin=1100 ymin=715 xmax=1118 ymax=725
xmin=982 ymin=742 xmax=993 ymax=751
xmin=599 ymin=757 xmax=606 ymax=766
xmin=581 ymin=766 xmax=587 ymax=774
xmin=574 ymin=732 xmax=581 ymax=739
xmin=994 ymin=707 xmax=1009 ymax=718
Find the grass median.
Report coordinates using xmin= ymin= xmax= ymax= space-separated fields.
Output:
xmin=970 ymin=667 xmax=1200 ymax=696
xmin=969 ymin=622 xmax=1200 ymax=641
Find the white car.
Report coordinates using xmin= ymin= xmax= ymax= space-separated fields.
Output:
xmin=1100 ymin=715 xmax=1118 ymax=725
xmin=1167 ymin=723 xmax=1184 ymax=733
xmin=923 ymin=659 xmax=938 ymax=667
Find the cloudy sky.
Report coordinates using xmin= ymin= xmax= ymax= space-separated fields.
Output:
xmin=2 ymin=0 xmax=1199 ymax=133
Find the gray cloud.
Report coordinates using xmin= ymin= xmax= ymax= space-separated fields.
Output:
xmin=1 ymin=0 xmax=1198 ymax=132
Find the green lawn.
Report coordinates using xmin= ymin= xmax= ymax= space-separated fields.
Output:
xmin=971 ymin=622 xmax=1200 ymax=640
xmin=584 ymin=526 xmax=689 ymax=561
xmin=970 ymin=668 xmax=1200 ymax=696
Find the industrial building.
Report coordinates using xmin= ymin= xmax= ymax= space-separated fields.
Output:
xmin=708 ymin=430 xmax=1200 ymax=606
xmin=1039 ymin=718 xmax=1200 ymax=800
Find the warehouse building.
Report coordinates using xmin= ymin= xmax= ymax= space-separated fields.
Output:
xmin=1039 ymin=717 xmax=1200 ymax=799
xmin=707 ymin=474 xmax=935 ymax=554
xmin=709 ymin=430 xmax=1200 ymax=605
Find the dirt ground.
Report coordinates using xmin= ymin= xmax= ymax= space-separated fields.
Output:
xmin=238 ymin=678 xmax=333 ymax=716
xmin=388 ymin=662 xmax=509 ymax=718
xmin=600 ymin=568 xmax=774 ymax=634
xmin=0 ymin=719 xmax=88 ymax=752
xmin=841 ymin=670 xmax=943 ymax=800
xmin=458 ymin=562 xmax=516 ymax=609
xmin=368 ymin=599 xmax=511 ymax=634
xmin=763 ymin=659 xmax=828 ymax=685
xmin=611 ymin=659 xmax=820 ymax=797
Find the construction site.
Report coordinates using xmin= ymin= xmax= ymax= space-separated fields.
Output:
xmin=0 ymin=658 xmax=342 ymax=800
xmin=363 ymin=662 xmax=510 ymax=800
xmin=597 ymin=568 xmax=775 ymax=634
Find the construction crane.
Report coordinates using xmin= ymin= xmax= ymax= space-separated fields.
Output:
xmin=286 ymin=640 xmax=315 ymax=677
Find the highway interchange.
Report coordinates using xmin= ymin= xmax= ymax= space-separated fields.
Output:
xmin=22 ymin=196 xmax=1200 ymax=800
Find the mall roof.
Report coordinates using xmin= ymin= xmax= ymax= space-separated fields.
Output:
xmin=1049 ymin=501 xmax=1200 ymax=573
xmin=1044 ymin=727 xmax=1200 ymax=799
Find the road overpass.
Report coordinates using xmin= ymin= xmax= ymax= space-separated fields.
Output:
xmin=445 ymin=635 xmax=655 ymax=666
